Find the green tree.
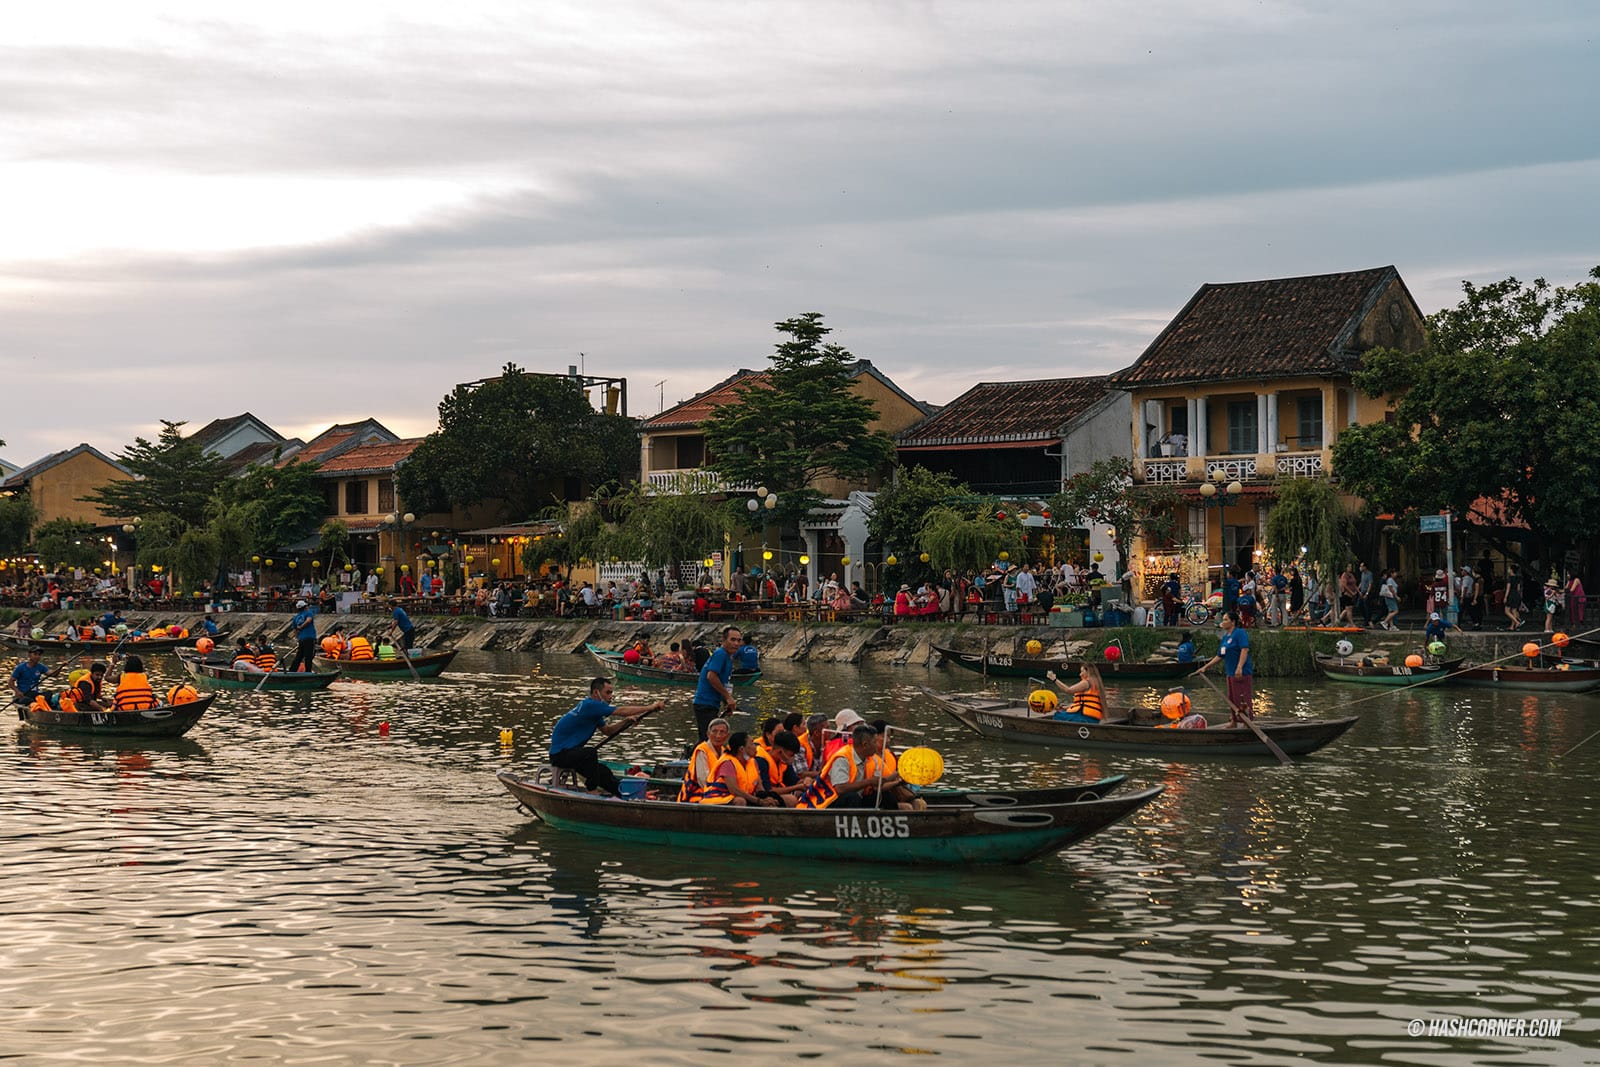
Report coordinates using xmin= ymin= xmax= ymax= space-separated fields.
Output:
xmin=919 ymin=506 xmax=1029 ymax=576
xmin=0 ymin=492 xmax=37 ymax=555
xmin=703 ymin=313 xmax=896 ymax=529
xmin=214 ymin=461 xmax=327 ymax=557
xmin=318 ymin=520 xmax=352 ymax=577
xmin=32 ymin=518 xmax=101 ymax=571
xmin=608 ymin=484 xmax=733 ymax=571
xmin=867 ymin=466 xmax=967 ymax=560
xmin=397 ymin=364 xmax=640 ymax=520
xmin=528 ymin=500 xmax=609 ymax=583
xmin=1334 ymin=268 xmax=1600 ymax=561
xmin=1263 ymin=477 xmax=1354 ymax=579
xmin=132 ymin=511 xmax=184 ymax=573
xmin=81 ymin=420 xmax=231 ymax=527
xmin=1049 ymin=458 xmax=1184 ymax=573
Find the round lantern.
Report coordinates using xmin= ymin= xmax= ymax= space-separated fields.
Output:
xmin=264 ymin=559 xmax=273 ymax=567
xmin=1553 ymin=632 xmax=1571 ymax=648
xmin=1522 ymin=642 xmax=1541 ymax=659
xmin=1104 ymin=645 xmax=1122 ymax=662
xmin=312 ymin=560 xmax=321 ymax=567
xmin=1026 ymin=690 xmax=1058 ymax=715
xmin=919 ymin=552 xmax=930 ymax=563
xmin=799 ymin=555 xmax=810 ymax=565
xmin=1427 ymin=640 xmax=1447 ymax=656
xmin=1405 ymin=654 xmax=1423 ymax=668
xmin=374 ymin=567 xmax=384 ymax=575
xmin=466 ymin=555 xmax=475 ymax=564
xmin=886 ymin=555 xmax=898 ymax=566
xmin=1335 ymin=639 xmax=1354 ymax=656
xmin=1025 ymin=639 xmax=1043 ymax=655
xmin=762 ymin=550 xmax=773 ymax=561
xmin=897 ymin=747 xmax=945 ymax=786
xmin=196 ymin=637 xmax=215 ymax=654
xmin=840 ymin=556 xmax=851 ymax=566
xmin=251 ymin=555 xmax=260 ymax=564
xmin=343 ymin=564 xmax=353 ymax=572
xmin=490 ymin=559 xmax=499 ymax=567
xmin=998 ymin=551 xmax=1010 ymax=561
xmin=1093 ymin=551 xmax=1104 ymax=562
xmin=288 ymin=561 xmax=297 ymax=569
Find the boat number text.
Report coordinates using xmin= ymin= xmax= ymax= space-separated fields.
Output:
xmin=986 ymin=655 xmax=1013 ymax=667
xmin=977 ymin=714 xmax=1005 ymax=728
xmin=834 ymin=815 xmax=911 ymax=839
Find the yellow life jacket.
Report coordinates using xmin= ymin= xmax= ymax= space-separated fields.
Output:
xmin=113 ymin=672 xmax=157 ymax=711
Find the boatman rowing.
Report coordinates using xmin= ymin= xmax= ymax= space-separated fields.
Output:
xmin=1193 ymin=609 xmax=1252 ymax=722
xmin=549 ymin=677 xmax=665 ymax=796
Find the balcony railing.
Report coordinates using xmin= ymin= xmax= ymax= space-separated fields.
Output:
xmin=1133 ymin=449 xmax=1333 ymax=485
xmin=645 ymin=469 xmax=756 ymax=494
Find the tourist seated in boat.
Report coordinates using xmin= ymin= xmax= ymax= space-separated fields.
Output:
xmin=111 ymin=655 xmax=157 ymax=710
xmin=254 ymin=644 xmax=280 ymax=672
xmin=795 ymin=723 xmax=903 ymax=810
xmin=1045 ymin=664 xmax=1105 ymax=723
xmin=757 ymin=731 xmax=813 ymax=807
xmin=680 ymin=717 xmax=733 ymax=802
xmin=782 ymin=711 xmax=806 ymax=740
xmin=869 ymin=718 xmax=925 ymax=810
xmin=656 ymin=642 xmax=686 ymax=671
xmin=796 ymin=713 xmax=829 ymax=772
xmin=320 ymin=627 xmax=349 ymax=659
xmin=232 ymin=639 xmax=264 ymax=672
xmin=1175 ymin=631 xmax=1196 ymax=664
xmin=166 ymin=681 xmax=201 ymax=705
xmin=699 ymin=732 xmax=781 ymax=807
xmin=347 ymin=634 xmax=376 ymax=661
xmin=825 ymin=708 xmax=865 ymax=760
xmin=62 ymin=662 xmax=110 ymax=712
xmin=547 ymin=677 xmax=664 ymax=796
xmin=1156 ymin=689 xmax=1207 ymax=729
xmin=375 ymin=639 xmax=398 ymax=660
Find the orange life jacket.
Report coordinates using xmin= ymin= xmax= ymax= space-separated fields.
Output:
xmin=348 ymin=637 xmax=374 ymax=661
xmin=795 ymin=747 xmax=864 ymax=810
xmin=166 ymin=683 xmax=200 ymax=705
xmin=755 ymin=744 xmax=786 ymax=790
xmin=58 ymin=689 xmax=78 ymax=712
xmin=255 ymin=650 xmax=278 ymax=672
xmin=677 ymin=741 xmax=725 ymax=803
xmin=702 ymin=753 xmax=761 ymax=804
xmin=1069 ymin=687 xmax=1104 ymax=721
xmin=320 ymin=636 xmax=343 ymax=659
xmin=113 ymin=671 xmax=157 ymax=711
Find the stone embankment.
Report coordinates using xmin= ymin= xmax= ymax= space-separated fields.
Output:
xmin=8 ymin=610 xmax=1574 ymax=678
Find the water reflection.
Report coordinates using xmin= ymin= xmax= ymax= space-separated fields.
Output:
xmin=1 ymin=647 xmax=1595 ymax=1062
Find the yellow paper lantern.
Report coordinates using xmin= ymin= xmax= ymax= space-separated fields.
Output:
xmin=762 ymin=550 xmax=773 ymax=561
xmin=919 ymin=552 xmax=930 ymax=563
xmin=251 ymin=555 xmax=261 ymax=564
xmin=897 ymin=747 xmax=945 ymax=787
xmin=1093 ymin=551 xmax=1104 ymax=562
xmin=1025 ymin=639 xmax=1043 ymax=655
xmin=401 ymin=564 xmax=410 ymax=571
xmin=799 ymin=554 xmax=810 ymax=565
xmin=374 ymin=566 xmax=384 ymax=575
xmin=1027 ymin=689 xmax=1058 ymax=714
xmin=886 ymin=554 xmax=898 ymax=566
xmin=343 ymin=564 xmax=353 ymax=572
xmin=840 ymin=556 xmax=851 ymax=566
xmin=490 ymin=559 xmax=500 ymax=567
xmin=466 ymin=555 xmax=475 ymax=564
xmin=264 ymin=559 xmax=274 ymax=567
xmin=288 ymin=561 xmax=297 ymax=569
xmin=998 ymin=551 xmax=1010 ymax=561
xmin=312 ymin=559 xmax=321 ymax=567
xmin=704 ymin=557 xmax=715 ymax=568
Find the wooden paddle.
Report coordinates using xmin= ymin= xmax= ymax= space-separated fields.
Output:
xmin=1193 ymin=670 xmax=1293 ymax=766
xmin=391 ymin=629 xmax=422 ymax=682
xmin=592 ymin=700 xmax=667 ymax=751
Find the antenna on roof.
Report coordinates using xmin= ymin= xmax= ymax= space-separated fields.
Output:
xmin=654 ymin=380 xmax=666 ymax=414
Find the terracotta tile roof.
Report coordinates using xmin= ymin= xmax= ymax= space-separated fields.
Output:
xmin=646 ymin=370 xmax=769 ymax=429
xmin=1110 ymin=266 xmax=1408 ymax=387
xmin=896 ymin=376 xmax=1113 ymax=448
xmin=312 ymin=439 xmax=424 ymax=475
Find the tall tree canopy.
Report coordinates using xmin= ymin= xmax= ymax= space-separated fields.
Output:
xmin=704 ymin=314 xmax=896 ymax=526
xmin=1333 ymin=268 xmax=1600 ymax=555
xmin=0 ymin=492 xmax=37 ymax=556
xmin=82 ymin=420 xmax=231 ymax=527
xmin=1049 ymin=458 xmax=1184 ymax=572
xmin=33 ymin=518 xmax=103 ymax=571
xmin=397 ymin=364 xmax=640 ymax=521
xmin=213 ymin=461 xmax=328 ymax=558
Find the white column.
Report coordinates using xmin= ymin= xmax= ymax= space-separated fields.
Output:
xmin=1257 ymin=393 xmax=1269 ymax=455
xmin=1322 ymin=387 xmax=1333 ymax=446
xmin=1195 ymin=396 xmax=1209 ymax=456
xmin=1268 ymin=391 xmax=1280 ymax=451
xmin=1347 ymin=388 xmax=1358 ymax=426
xmin=1143 ymin=399 xmax=1161 ymax=457
xmin=1186 ymin=397 xmax=1198 ymax=456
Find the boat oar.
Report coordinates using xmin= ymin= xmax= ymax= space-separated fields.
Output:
xmin=1194 ymin=670 xmax=1293 ymax=767
xmin=392 ymin=630 xmax=422 ymax=682
xmin=593 ymin=700 xmax=667 ymax=751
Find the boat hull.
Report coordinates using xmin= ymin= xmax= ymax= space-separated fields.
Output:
xmin=16 ymin=695 xmax=214 ymax=738
xmin=313 ymin=649 xmax=457 ymax=678
xmin=586 ymin=646 xmax=759 ymax=687
xmin=178 ymin=651 xmax=339 ymax=690
xmin=933 ymin=644 xmax=1193 ymax=681
xmin=1315 ymin=654 xmax=1460 ymax=686
xmin=1450 ymin=665 xmax=1600 ymax=693
xmin=498 ymin=771 xmax=1162 ymax=865
xmin=0 ymin=630 xmax=218 ymax=655
xmin=924 ymin=688 xmax=1357 ymax=758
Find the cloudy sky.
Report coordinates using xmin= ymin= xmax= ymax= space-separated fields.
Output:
xmin=1 ymin=1 xmax=1596 ymax=466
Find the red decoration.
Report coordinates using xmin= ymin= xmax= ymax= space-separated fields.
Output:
xmin=1104 ymin=645 xmax=1122 ymax=662
xmin=995 ymin=511 xmax=1006 ymax=520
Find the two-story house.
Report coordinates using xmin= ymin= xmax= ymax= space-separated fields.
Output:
xmin=1108 ymin=265 xmax=1425 ymax=594
xmin=1 ymin=443 xmax=132 ymax=531
xmin=639 ymin=362 xmax=928 ymax=586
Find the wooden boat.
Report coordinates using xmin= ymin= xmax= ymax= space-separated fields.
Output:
xmin=0 ymin=628 xmax=222 ymax=654
xmin=924 ymin=688 xmax=1358 ymax=758
xmin=16 ymin=694 xmax=214 ymax=738
xmin=585 ymin=646 xmax=760 ymax=687
xmin=933 ymin=643 xmax=1194 ymax=681
xmin=1315 ymin=652 xmax=1462 ymax=686
xmin=312 ymin=649 xmax=457 ymax=678
xmin=1449 ymin=660 xmax=1600 ymax=693
xmin=496 ymin=769 xmax=1162 ymax=865
xmin=176 ymin=650 xmax=340 ymax=690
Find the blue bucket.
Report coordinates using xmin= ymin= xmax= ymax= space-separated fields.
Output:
xmin=617 ymin=777 xmax=647 ymax=800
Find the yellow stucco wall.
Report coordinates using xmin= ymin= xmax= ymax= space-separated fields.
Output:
xmin=20 ymin=450 xmax=131 ymax=528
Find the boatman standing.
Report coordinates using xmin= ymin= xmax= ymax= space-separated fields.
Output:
xmin=548 ymin=677 xmax=664 ymax=796
xmin=691 ymin=626 xmax=743 ymax=741
xmin=1193 ymin=609 xmax=1252 ymax=723
xmin=286 ymin=599 xmax=319 ymax=673
xmin=390 ymin=604 xmax=416 ymax=651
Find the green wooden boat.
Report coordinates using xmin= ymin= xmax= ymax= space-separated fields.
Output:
xmin=1315 ymin=652 xmax=1462 ymax=686
xmin=313 ymin=649 xmax=457 ymax=678
xmin=177 ymin=650 xmax=340 ymax=691
xmin=497 ymin=769 xmax=1161 ymax=866
xmin=585 ymin=645 xmax=760 ymax=687
xmin=933 ymin=643 xmax=1194 ymax=681
xmin=16 ymin=695 xmax=214 ymax=738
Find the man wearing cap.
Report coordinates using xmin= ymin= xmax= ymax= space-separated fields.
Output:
xmin=824 ymin=708 xmax=865 ymax=761
xmin=692 ymin=626 xmax=743 ymax=741
xmin=10 ymin=647 xmax=57 ymax=706
xmin=287 ymin=599 xmax=319 ymax=674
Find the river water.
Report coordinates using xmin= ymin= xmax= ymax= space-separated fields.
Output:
xmin=4 ymin=649 xmax=1596 ymax=1065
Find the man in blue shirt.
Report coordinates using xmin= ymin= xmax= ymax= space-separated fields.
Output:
xmin=287 ymin=599 xmax=319 ymax=674
xmin=390 ymin=605 xmax=416 ymax=651
xmin=549 ymin=677 xmax=664 ymax=795
xmin=1222 ymin=567 xmax=1241 ymax=616
xmin=1175 ymin=630 xmax=1197 ymax=664
xmin=1194 ymin=610 xmax=1253 ymax=722
xmin=10 ymin=648 xmax=57 ymax=705
xmin=693 ymin=626 xmax=744 ymax=741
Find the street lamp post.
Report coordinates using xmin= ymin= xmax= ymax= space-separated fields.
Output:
xmin=747 ymin=486 xmax=780 ymax=580
xmin=1197 ymin=469 xmax=1243 ymax=592
xmin=384 ymin=511 xmax=416 ymax=593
